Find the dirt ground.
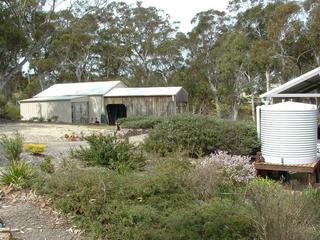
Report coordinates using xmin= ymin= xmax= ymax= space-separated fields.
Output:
xmin=0 ymin=122 xmax=148 ymax=240
xmin=0 ymin=122 xmax=147 ymax=166
xmin=0 ymin=189 xmax=84 ymax=240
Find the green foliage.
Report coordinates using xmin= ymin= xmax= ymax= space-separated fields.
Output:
xmin=0 ymin=133 xmax=23 ymax=161
xmin=0 ymin=161 xmax=33 ymax=188
xmin=4 ymin=104 xmax=21 ymax=120
xmin=247 ymin=178 xmax=320 ymax=240
xmin=34 ymin=156 xmax=254 ymax=239
xmin=117 ymin=116 xmax=164 ymax=129
xmin=145 ymin=114 xmax=259 ymax=156
xmin=74 ymin=135 xmax=145 ymax=172
xmin=40 ymin=156 xmax=55 ymax=174
xmin=23 ymin=143 xmax=46 ymax=155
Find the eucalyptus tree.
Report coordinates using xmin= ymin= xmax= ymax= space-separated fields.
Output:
xmin=34 ymin=11 xmax=100 ymax=85
xmin=96 ymin=2 xmax=183 ymax=86
xmin=187 ymin=10 xmax=228 ymax=117
xmin=0 ymin=0 xmax=58 ymax=90
xmin=304 ymin=0 xmax=320 ymax=66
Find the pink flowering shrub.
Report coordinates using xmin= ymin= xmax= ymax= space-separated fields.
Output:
xmin=199 ymin=151 xmax=256 ymax=183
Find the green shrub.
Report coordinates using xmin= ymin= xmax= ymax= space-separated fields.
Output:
xmin=247 ymin=178 xmax=320 ymax=240
xmin=4 ymin=104 xmax=21 ymax=120
xmin=0 ymin=161 xmax=33 ymax=188
xmin=145 ymin=114 xmax=259 ymax=156
xmin=117 ymin=116 xmax=164 ymax=129
xmin=40 ymin=156 xmax=55 ymax=174
xmin=0 ymin=133 xmax=23 ymax=161
xmin=33 ymin=155 xmax=256 ymax=239
xmin=150 ymin=198 xmax=255 ymax=240
xmin=73 ymin=135 xmax=145 ymax=172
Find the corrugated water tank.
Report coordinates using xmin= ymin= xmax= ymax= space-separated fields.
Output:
xmin=259 ymin=102 xmax=318 ymax=165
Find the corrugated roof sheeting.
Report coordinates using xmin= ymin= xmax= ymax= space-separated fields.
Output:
xmin=105 ymin=87 xmax=184 ymax=97
xmin=261 ymin=67 xmax=320 ymax=98
xmin=35 ymin=81 xmax=123 ymax=97
xmin=20 ymin=95 xmax=84 ymax=103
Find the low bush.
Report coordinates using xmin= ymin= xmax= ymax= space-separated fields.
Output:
xmin=0 ymin=133 xmax=23 ymax=161
xmin=4 ymin=104 xmax=21 ymax=121
xmin=40 ymin=156 xmax=55 ymax=174
xmin=145 ymin=114 xmax=259 ymax=156
xmin=0 ymin=161 xmax=33 ymax=188
xmin=190 ymin=151 xmax=256 ymax=200
xmin=73 ymin=135 xmax=145 ymax=172
xmin=247 ymin=178 xmax=320 ymax=240
xmin=201 ymin=151 xmax=256 ymax=184
xmin=23 ymin=143 xmax=46 ymax=155
xmin=117 ymin=116 xmax=164 ymax=129
xmin=33 ymin=156 xmax=254 ymax=239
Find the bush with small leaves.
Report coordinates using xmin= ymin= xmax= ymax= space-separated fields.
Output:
xmin=199 ymin=151 xmax=256 ymax=184
xmin=117 ymin=116 xmax=164 ymax=129
xmin=40 ymin=156 xmax=55 ymax=174
xmin=0 ymin=133 xmax=23 ymax=161
xmin=145 ymin=114 xmax=259 ymax=156
xmin=73 ymin=135 xmax=145 ymax=172
xmin=247 ymin=178 xmax=320 ymax=240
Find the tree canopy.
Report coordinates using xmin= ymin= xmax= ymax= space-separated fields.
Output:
xmin=1 ymin=0 xmax=319 ymax=120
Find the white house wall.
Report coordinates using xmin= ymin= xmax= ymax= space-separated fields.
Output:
xmin=20 ymin=101 xmax=72 ymax=123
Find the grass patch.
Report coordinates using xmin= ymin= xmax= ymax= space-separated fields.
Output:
xmin=0 ymin=132 xmax=23 ymax=161
xmin=0 ymin=161 xmax=33 ymax=188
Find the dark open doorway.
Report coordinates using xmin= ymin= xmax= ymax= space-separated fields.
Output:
xmin=106 ymin=104 xmax=127 ymax=125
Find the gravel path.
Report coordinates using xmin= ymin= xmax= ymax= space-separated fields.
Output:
xmin=0 ymin=190 xmax=84 ymax=240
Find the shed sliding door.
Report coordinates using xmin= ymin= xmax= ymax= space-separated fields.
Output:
xmin=72 ymin=102 xmax=89 ymax=123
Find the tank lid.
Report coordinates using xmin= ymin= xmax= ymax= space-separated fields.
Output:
xmin=261 ymin=102 xmax=317 ymax=111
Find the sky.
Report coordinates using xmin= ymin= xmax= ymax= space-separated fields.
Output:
xmin=121 ymin=0 xmax=229 ymax=32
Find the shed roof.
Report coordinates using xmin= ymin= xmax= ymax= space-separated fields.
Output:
xmin=105 ymin=87 xmax=184 ymax=97
xmin=261 ymin=67 xmax=320 ymax=98
xmin=35 ymin=81 xmax=124 ymax=98
xmin=20 ymin=96 xmax=84 ymax=103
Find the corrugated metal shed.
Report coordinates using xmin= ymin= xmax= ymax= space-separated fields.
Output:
xmin=35 ymin=81 xmax=124 ymax=97
xmin=105 ymin=87 xmax=184 ymax=97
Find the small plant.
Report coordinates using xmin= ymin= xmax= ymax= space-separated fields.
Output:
xmin=47 ymin=115 xmax=58 ymax=122
xmin=40 ymin=155 xmax=55 ymax=173
xmin=199 ymin=151 xmax=256 ymax=184
xmin=29 ymin=117 xmax=39 ymax=122
xmin=24 ymin=143 xmax=46 ymax=155
xmin=0 ymin=161 xmax=33 ymax=188
xmin=0 ymin=133 xmax=23 ymax=161
xmin=74 ymin=134 xmax=145 ymax=172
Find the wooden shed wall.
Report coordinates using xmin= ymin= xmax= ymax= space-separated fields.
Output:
xmin=105 ymin=96 xmax=177 ymax=117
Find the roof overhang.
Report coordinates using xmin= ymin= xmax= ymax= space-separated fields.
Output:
xmin=19 ymin=95 xmax=85 ymax=103
xmin=260 ymin=67 xmax=320 ymax=98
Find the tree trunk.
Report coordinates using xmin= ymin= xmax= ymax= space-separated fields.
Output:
xmin=251 ymin=94 xmax=256 ymax=121
xmin=232 ymin=104 xmax=239 ymax=121
xmin=265 ymin=69 xmax=270 ymax=92
xmin=214 ymin=94 xmax=221 ymax=118
xmin=316 ymin=55 xmax=320 ymax=66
